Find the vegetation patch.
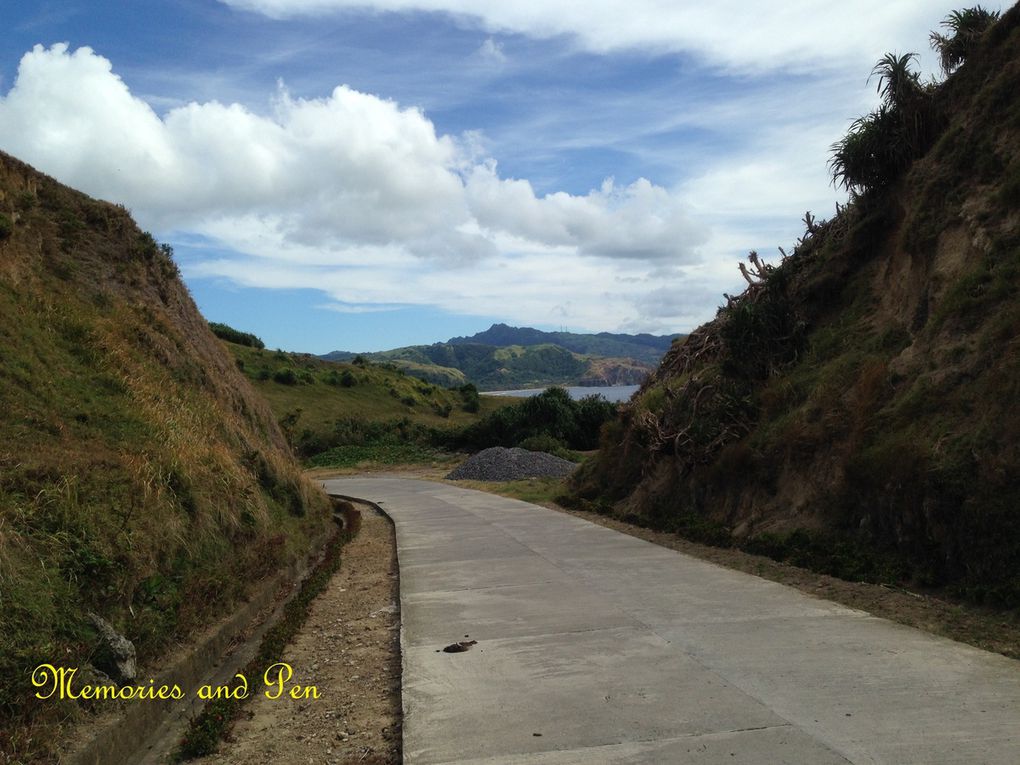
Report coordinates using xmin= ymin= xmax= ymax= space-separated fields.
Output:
xmin=566 ymin=6 xmax=1020 ymax=609
xmin=450 ymin=387 xmax=617 ymax=453
xmin=208 ymin=322 xmax=265 ymax=348
xmin=176 ymin=522 xmax=353 ymax=760
xmin=308 ymin=443 xmax=452 ymax=469
xmin=0 ymin=152 xmax=330 ymax=762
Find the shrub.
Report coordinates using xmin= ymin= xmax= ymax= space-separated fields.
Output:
xmin=0 ymin=213 xmax=12 ymax=239
xmin=272 ymin=369 xmax=297 ymax=385
xmin=340 ymin=370 xmax=356 ymax=387
xmin=930 ymin=6 xmax=1000 ymax=75
xmin=458 ymin=383 xmax=481 ymax=412
xmin=16 ymin=191 xmax=36 ymax=210
xmin=208 ymin=322 xmax=265 ymax=349
xmin=518 ymin=434 xmax=565 ymax=453
xmin=450 ymin=387 xmax=617 ymax=451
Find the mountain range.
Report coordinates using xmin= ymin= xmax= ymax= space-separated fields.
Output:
xmin=322 ymin=323 xmax=681 ymax=390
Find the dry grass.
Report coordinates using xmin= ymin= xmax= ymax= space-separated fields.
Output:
xmin=0 ymin=152 xmax=331 ymax=763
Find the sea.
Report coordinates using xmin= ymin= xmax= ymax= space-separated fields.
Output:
xmin=482 ymin=384 xmax=640 ymax=403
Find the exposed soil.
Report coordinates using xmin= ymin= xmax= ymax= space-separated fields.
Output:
xmin=197 ymin=504 xmax=401 ymax=765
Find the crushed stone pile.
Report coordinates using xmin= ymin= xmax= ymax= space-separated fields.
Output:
xmin=446 ymin=446 xmax=577 ymax=481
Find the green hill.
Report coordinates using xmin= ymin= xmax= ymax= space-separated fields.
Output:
xmin=570 ymin=6 xmax=1020 ymax=606
xmin=447 ymin=323 xmax=678 ymax=365
xmin=222 ymin=341 xmax=510 ymax=462
xmin=0 ymin=153 xmax=330 ymax=758
xmin=321 ymin=324 xmax=681 ymax=390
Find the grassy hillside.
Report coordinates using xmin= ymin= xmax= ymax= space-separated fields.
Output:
xmin=324 ymin=339 xmax=657 ymax=390
xmin=0 ymin=153 xmax=331 ymax=760
xmin=571 ymin=6 xmax=1020 ymax=606
xmin=224 ymin=341 xmax=510 ymax=464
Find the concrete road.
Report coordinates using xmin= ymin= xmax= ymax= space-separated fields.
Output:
xmin=324 ymin=476 xmax=1020 ymax=765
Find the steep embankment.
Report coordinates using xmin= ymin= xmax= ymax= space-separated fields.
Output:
xmin=572 ymin=8 xmax=1020 ymax=604
xmin=0 ymin=153 xmax=331 ymax=758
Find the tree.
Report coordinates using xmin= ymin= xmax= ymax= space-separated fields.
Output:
xmin=930 ymin=6 xmax=1000 ymax=75
xmin=830 ymin=52 xmax=935 ymax=195
xmin=829 ymin=106 xmax=904 ymax=194
xmin=869 ymin=53 xmax=923 ymax=110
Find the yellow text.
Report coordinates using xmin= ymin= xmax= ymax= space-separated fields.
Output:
xmin=262 ymin=662 xmax=319 ymax=700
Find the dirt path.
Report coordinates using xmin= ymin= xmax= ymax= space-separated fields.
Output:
xmin=197 ymin=505 xmax=401 ymax=765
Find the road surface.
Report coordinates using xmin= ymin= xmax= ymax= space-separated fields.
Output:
xmin=324 ymin=476 xmax=1020 ymax=765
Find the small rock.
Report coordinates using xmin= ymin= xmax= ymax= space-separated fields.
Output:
xmin=442 ymin=640 xmax=478 ymax=653
xmin=87 ymin=612 xmax=137 ymax=684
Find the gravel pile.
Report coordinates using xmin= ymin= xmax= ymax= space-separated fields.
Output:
xmin=446 ymin=446 xmax=578 ymax=481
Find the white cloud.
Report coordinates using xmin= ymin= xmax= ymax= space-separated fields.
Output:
xmin=218 ymin=0 xmax=956 ymax=73
xmin=475 ymin=38 xmax=506 ymax=65
xmin=465 ymin=165 xmax=707 ymax=260
xmin=0 ymin=44 xmax=709 ymax=333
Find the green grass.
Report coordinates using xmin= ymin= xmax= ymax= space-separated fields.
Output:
xmin=0 ymin=152 xmax=331 ymax=761
xmin=176 ymin=521 xmax=353 ymax=760
xmin=227 ymin=343 xmax=509 ymax=452
xmin=308 ymin=443 xmax=453 ymax=469
xmin=451 ymin=475 xmax=573 ymax=505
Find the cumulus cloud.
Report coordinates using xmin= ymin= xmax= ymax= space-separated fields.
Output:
xmin=218 ymin=0 xmax=942 ymax=72
xmin=0 ymin=44 xmax=701 ymax=262
xmin=466 ymin=166 xmax=706 ymax=260
xmin=0 ymin=45 xmax=469 ymax=244
xmin=0 ymin=44 xmax=708 ymax=332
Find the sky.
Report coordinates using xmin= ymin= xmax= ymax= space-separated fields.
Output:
xmin=0 ymin=0 xmax=997 ymax=353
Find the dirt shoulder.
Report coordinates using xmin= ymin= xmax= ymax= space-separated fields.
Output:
xmin=197 ymin=504 xmax=401 ymax=765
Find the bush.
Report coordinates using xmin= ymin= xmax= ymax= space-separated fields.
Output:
xmin=0 ymin=213 xmax=13 ymax=240
xmin=518 ymin=434 xmax=566 ymax=453
xmin=272 ymin=369 xmax=297 ymax=385
xmin=340 ymin=370 xmax=356 ymax=387
xmin=457 ymin=382 xmax=481 ymax=412
xmin=208 ymin=322 xmax=265 ymax=349
xmin=450 ymin=387 xmax=617 ymax=451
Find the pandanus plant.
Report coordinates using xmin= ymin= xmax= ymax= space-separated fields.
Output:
xmin=869 ymin=52 xmax=924 ymax=111
xmin=829 ymin=7 xmax=1001 ymax=197
xmin=829 ymin=53 xmax=929 ymax=196
xmin=930 ymin=6 xmax=1001 ymax=75
xmin=828 ymin=105 xmax=906 ymax=195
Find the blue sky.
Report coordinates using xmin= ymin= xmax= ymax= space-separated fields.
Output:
xmin=0 ymin=0 xmax=993 ymax=353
